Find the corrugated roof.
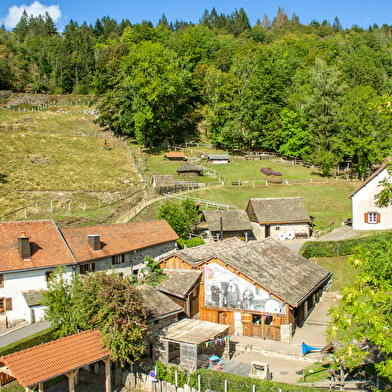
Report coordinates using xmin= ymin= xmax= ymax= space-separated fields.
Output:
xmin=213 ymin=239 xmax=331 ymax=307
xmin=247 ymin=197 xmax=311 ymax=223
xmin=0 ymin=330 xmax=110 ymax=388
xmin=202 ymin=210 xmax=253 ymax=232
xmin=176 ymin=162 xmax=203 ymax=173
xmin=159 ymin=318 xmax=229 ymax=345
xmin=348 ymin=163 xmax=388 ymax=198
xmin=0 ymin=220 xmax=76 ymax=272
xmin=157 ymin=269 xmax=201 ymax=298
xmin=137 ymin=284 xmax=183 ymax=319
xmin=60 ymin=220 xmax=178 ymax=263
xmin=208 ymin=154 xmax=229 ymax=160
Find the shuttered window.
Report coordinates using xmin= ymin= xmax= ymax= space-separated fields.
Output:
xmin=5 ymin=298 xmax=12 ymax=311
xmin=112 ymin=254 xmax=125 ymax=265
xmin=365 ymin=212 xmax=380 ymax=224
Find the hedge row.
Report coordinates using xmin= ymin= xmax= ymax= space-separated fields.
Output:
xmin=299 ymin=236 xmax=376 ymax=258
xmin=155 ymin=363 xmax=324 ymax=392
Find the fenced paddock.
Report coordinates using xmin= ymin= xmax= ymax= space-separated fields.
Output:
xmin=164 ymin=194 xmax=238 ymax=211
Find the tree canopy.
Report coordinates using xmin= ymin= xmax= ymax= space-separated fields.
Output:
xmin=3 ymin=8 xmax=392 ymax=173
xmin=43 ymin=268 xmax=149 ymax=366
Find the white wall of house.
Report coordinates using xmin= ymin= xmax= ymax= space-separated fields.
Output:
xmin=352 ymin=168 xmax=392 ymax=230
xmin=0 ymin=266 xmax=74 ymax=323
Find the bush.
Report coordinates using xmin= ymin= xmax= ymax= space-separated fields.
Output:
xmin=186 ymin=237 xmax=205 ymax=248
xmin=299 ymin=236 xmax=377 ymax=258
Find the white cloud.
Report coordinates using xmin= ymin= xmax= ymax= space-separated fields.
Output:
xmin=1 ymin=1 xmax=62 ymax=29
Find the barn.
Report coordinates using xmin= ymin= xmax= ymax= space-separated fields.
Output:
xmin=160 ymin=238 xmax=331 ymax=343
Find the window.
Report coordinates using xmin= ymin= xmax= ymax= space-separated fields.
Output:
xmin=46 ymin=271 xmax=54 ymax=282
xmin=364 ymin=212 xmax=380 ymax=224
xmin=79 ymin=263 xmax=96 ymax=274
xmin=0 ymin=298 xmax=12 ymax=313
xmin=0 ymin=274 xmax=3 ymax=288
xmin=112 ymin=254 xmax=125 ymax=265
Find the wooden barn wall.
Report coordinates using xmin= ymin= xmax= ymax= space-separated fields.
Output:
xmin=163 ymin=293 xmax=187 ymax=312
xmin=160 ymin=256 xmax=194 ymax=270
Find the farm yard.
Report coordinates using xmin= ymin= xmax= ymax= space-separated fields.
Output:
xmin=0 ymin=95 xmax=361 ymax=231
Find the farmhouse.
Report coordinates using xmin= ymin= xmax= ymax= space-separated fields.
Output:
xmin=176 ymin=162 xmax=204 ymax=176
xmin=246 ymin=197 xmax=312 ymax=240
xmin=60 ymin=220 xmax=179 ymax=277
xmin=207 ymin=154 xmax=230 ymax=164
xmin=349 ymin=163 xmax=392 ymax=230
xmin=160 ymin=238 xmax=331 ymax=342
xmin=0 ymin=220 xmax=76 ymax=324
xmin=164 ymin=152 xmax=186 ymax=161
xmin=0 ymin=219 xmax=178 ymax=325
xmin=200 ymin=210 xmax=254 ymax=241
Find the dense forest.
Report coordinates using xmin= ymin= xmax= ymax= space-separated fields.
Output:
xmin=2 ymin=7 xmax=392 ymax=175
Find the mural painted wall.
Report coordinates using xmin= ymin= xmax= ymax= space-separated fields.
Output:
xmin=204 ymin=263 xmax=285 ymax=315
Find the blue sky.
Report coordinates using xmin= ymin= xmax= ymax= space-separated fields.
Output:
xmin=1 ymin=0 xmax=391 ymax=32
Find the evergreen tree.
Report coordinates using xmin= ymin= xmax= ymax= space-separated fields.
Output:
xmin=13 ymin=10 xmax=29 ymax=40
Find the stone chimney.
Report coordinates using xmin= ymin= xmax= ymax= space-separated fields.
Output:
xmin=88 ymin=235 xmax=101 ymax=251
xmin=18 ymin=231 xmax=31 ymax=259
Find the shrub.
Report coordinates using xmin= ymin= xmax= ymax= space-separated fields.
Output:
xmin=186 ymin=237 xmax=205 ymax=248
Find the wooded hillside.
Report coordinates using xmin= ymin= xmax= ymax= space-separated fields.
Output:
xmin=2 ymin=7 xmax=392 ymax=176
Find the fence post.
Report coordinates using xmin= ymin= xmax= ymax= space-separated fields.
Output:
xmin=118 ymin=192 xmax=121 ymax=202
xmin=266 ymin=180 xmax=268 ymax=187
xmin=36 ymin=203 xmax=38 ymax=213
xmin=224 ymin=379 xmax=228 ymax=392
xmin=24 ymin=208 xmax=27 ymax=219
xmin=69 ymin=202 xmax=71 ymax=211
xmin=198 ymin=374 xmax=201 ymax=392
xmin=51 ymin=201 xmax=53 ymax=213
xmin=84 ymin=203 xmax=86 ymax=212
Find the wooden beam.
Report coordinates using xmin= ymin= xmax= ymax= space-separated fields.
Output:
xmin=65 ymin=369 xmax=77 ymax=392
xmin=0 ymin=366 xmax=15 ymax=378
xmin=104 ymin=358 xmax=111 ymax=392
xmin=38 ymin=383 xmax=44 ymax=392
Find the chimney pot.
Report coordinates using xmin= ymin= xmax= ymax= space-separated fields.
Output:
xmin=18 ymin=233 xmax=31 ymax=259
xmin=88 ymin=235 xmax=101 ymax=251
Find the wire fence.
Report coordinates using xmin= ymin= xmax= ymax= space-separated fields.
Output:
xmin=1 ymin=183 xmax=146 ymax=222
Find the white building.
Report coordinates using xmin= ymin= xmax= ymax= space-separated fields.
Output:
xmin=0 ymin=219 xmax=179 ymax=325
xmin=349 ymin=163 xmax=392 ymax=230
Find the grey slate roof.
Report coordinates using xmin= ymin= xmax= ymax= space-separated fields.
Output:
xmin=22 ymin=289 xmax=45 ymax=307
xmin=213 ymin=239 xmax=331 ymax=307
xmin=202 ymin=210 xmax=253 ymax=232
xmin=137 ymin=284 xmax=183 ymax=320
xmin=248 ymin=197 xmax=311 ymax=224
xmin=176 ymin=162 xmax=203 ymax=173
xmin=175 ymin=237 xmax=244 ymax=263
xmin=208 ymin=154 xmax=230 ymax=161
xmin=157 ymin=269 xmax=201 ymax=298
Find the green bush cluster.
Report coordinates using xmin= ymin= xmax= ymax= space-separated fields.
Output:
xmin=154 ymin=363 xmax=324 ymax=392
xmin=177 ymin=237 xmax=205 ymax=249
xmin=299 ymin=236 xmax=377 ymax=258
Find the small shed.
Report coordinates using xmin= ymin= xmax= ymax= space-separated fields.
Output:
xmin=157 ymin=269 xmax=202 ymax=317
xmin=22 ymin=289 xmax=45 ymax=324
xmin=201 ymin=210 xmax=254 ymax=241
xmin=207 ymin=154 xmax=230 ymax=164
xmin=164 ymin=152 xmax=186 ymax=161
xmin=156 ymin=318 xmax=229 ymax=371
xmin=176 ymin=162 xmax=204 ymax=176
xmin=246 ymin=197 xmax=312 ymax=240
xmin=152 ymin=175 xmax=175 ymax=189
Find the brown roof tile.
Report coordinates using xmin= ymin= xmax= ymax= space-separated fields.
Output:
xmin=60 ymin=220 xmax=178 ymax=263
xmin=202 ymin=210 xmax=253 ymax=231
xmin=0 ymin=220 xmax=76 ymax=272
xmin=165 ymin=152 xmax=185 ymax=158
xmin=0 ymin=330 xmax=110 ymax=388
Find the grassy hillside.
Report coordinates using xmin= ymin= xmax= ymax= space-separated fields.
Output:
xmin=0 ymin=95 xmax=142 ymax=225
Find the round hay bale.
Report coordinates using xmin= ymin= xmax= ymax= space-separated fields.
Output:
xmin=272 ymin=171 xmax=282 ymax=176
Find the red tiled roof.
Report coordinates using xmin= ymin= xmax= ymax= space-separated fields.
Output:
xmin=348 ymin=163 xmax=388 ymax=198
xmin=0 ymin=330 xmax=110 ymax=388
xmin=60 ymin=220 xmax=179 ymax=263
xmin=164 ymin=152 xmax=185 ymax=158
xmin=0 ymin=220 xmax=76 ymax=272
